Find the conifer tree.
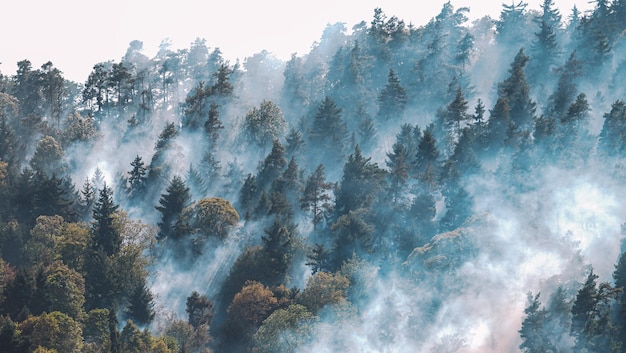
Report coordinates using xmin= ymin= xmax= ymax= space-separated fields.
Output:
xmin=309 ymin=96 xmax=348 ymax=155
xmin=300 ymin=164 xmax=333 ymax=229
xmin=519 ymin=293 xmax=554 ymax=353
xmin=498 ymin=48 xmax=536 ymax=132
xmin=377 ymin=69 xmax=408 ymax=121
xmin=92 ymin=183 xmax=121 ymax=256
xmin=127 ymin=155 xmax=147 ymax=194
xmin=204 ymin=102 xmax=223 ymax=150
xmin=155 ymin=176 xmax=191 ymax=239
xmin=239 ymin=173 xmax=258 ymax=220
xmin=386 ymin=142 xmax=410 ymax=203
xmin=257 ymin=140 xmax=288 ymax=190
xmin=186 ymin=291 xmax=213 ymax=328
xmin=335 ymin=145 xmax=386 ymax=215
xmin=125 ymin=277 xmax=155 ymax=326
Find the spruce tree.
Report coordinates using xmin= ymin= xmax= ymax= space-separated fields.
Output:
xmin=127 ymin=155 xmax=147 ymax=194
xmin=92 ymin=183 xmax=121 ymax=256
xmin=377 ymin=69 xmax=408 ymax=121
xmin=155 ymin=176 xmax=191 ymax=239
xmin=300 ymin=164 xmax=333 ymax=229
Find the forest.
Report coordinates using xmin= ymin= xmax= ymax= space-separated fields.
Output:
xmin=1 ymin=0 xmax=626 ymax=352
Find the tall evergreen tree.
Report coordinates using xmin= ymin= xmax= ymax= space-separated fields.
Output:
xmin=598 ymin=100 xmax=626 ymax=156
xmin=256 ymin=140 xmax=288 ymax=190
xmin=309 ymin=96 xmax=348 ymax=154
xmin=205 ymin=102 xmax=224 ymax=150
xmin=498 ymin=48 xmax=536 ymax=132
xmin=124 ymin=277 xmax=155 ymax=326
xmin=155 ymin=176 xmax=191 ymax=239
xmin=127 ymin=155 xmax=147 ymax=194
xmin=545 ymin=51 xmax=583 ymax=120
xmin=377 ymin=69 xmax=407 ymax=122
xmin=386 ymin=142 xmax=410 ymax=203
xmin=335 ymin=145 xmax=386 ymax=215
xmin=186 ymin=291 xmax=214 ymax=328
xmin=300 ymin=164 xmax=333 ymax=230
xmin=519 ymin=293 xmax=554 ymax=353
xmin=92 ymin=183 xmax=121 ymax=256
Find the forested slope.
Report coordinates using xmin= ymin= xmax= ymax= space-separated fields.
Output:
xmin=2 ymin=1 xmax=626 ymax=352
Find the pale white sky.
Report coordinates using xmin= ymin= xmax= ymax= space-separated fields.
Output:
xmin=1 ymin=0 xmax=594 ymax=82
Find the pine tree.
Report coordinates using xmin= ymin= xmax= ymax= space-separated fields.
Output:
xmin=300 ymin=164 xmax=333 ymax=229
xmin=598 ymin=100 xmax=626 ymax=156
xmin=309 ymin=96 xmax=348 ymax=154
xmin=92 ymin=183 xmax=121 ymax=256
xmin=204 ymin=102 xmax=223 ymax=150
xmin=498 ymin=48 xmax=536 ymax=132
xmin=127 ymin=155 xmax=147 ymax=194
xmin=386 ymin=142 xmax=410 ymax=203
xmin=285 ymin=128 xmax=305 ymax=158
xmin=496 ymin=1 xmax=530 ymax=45
xmin=335 ymin=145 xmax=386 ymax=215
xmin=186 ymin=291 xmax=214 ymax=328
xmin=261 ymin=219 xmax=297 ymax=285
xmin=239 ymin=173 xmax=258 ymax=220
xmin=79 ymin=177 xmax=96 ymax=220
xmin=257 ymin=140 xmax=288 ymax=190
xmin=519 ymin=293 xmax=554 ymax=353
xmin=414 ymin=127 xmax=440 ymax=184
xmin=546 ymin=51 xmax=583 ymax=120
xmin=527 ymin=0 xmax=562 ymax=86
xmin=306 ymin=243 xmax=332 ymax=274
xmin=125 ymin=278 xmax=155 ymax=326
xmin=155 ymin=176 xmax=191 ymax=239
xmin=377 ymin=69 xmax=408 ymax=121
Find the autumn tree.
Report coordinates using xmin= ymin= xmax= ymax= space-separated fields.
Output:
xmin=226 ymin=281 xmax=279 ymax=345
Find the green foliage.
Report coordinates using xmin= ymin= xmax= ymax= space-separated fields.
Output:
xmin=19 ymin=311 xmax=83 ymax=353
xmin=335 ymin=145 xmax=386 ymax=215
xmin=186 ymin=291 xmax=213 ymax=329
xmin=155 ymin=176 xmax=191 ymax=239
xmin=29 ymin=136 xmax=65 ymax=177
xmin=176 ymin=197 xmax=239 ymax=240
xmin=519 ymin=293 xmax=554 ymax=353
xmin=300 ymin=164 xmax=333 ymax=229
xmin=244 ymin=100 xmax=286 ymax=148
xmin=91 ymin=183 xmax=121 ymax=256
xmin=297 ymin=271 xmax=349 ymax=314
xmin=252 ymin=304 xmax=317 ymax=353
xmin=377 ymin=69 xmax=407 ymax=121
xmin=41 ymin=261 xmax=85 ymax=320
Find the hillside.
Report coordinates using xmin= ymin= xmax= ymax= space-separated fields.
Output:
xmin=1 ymin=1 xmax=626 ymax=352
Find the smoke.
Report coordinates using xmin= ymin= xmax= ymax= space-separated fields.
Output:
xmin=15 ymin=2 xmax=626 ymax=352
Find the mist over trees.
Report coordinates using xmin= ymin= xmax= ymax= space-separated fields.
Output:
xmin=3 ymin=1 xmax=626 ymax=352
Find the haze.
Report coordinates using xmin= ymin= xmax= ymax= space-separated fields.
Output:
xmin=1 ymin=0 xmax=593 ymax=82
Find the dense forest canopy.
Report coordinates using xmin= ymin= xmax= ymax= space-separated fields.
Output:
xmin=3 ymin=1 xmax=626 ymax=352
